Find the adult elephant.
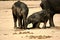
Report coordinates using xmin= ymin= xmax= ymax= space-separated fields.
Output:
xmin=40 ymin=0 xmax=60 ymax=27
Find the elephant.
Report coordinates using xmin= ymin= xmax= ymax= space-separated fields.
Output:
xmin=26 ymin=10 xmax=50 ymax=29
xmin=12 ymin=1 xmax=29 ymax=29
xmin=40 ymin=0 xmax=60 ymax=27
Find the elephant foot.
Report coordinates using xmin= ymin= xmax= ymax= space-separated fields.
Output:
xmin=42 ymin=26 xmax=46 ymax=29
xmin=36 ymin=27 xmax=41 ymax=29
xmin=14 ymin=27 xmax=20 ymax=29
xmin=50 ymin=25 xmax=55 ymax=27
xmin=14 ymin=27 xmax=17 ymax=29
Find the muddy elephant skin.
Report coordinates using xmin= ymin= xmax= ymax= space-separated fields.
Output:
xmin=26 ymin=10 xmax=50 ymax=29
xmin=12 ymin=1 xmax=29 ymax=29
xmin=40 ymin=0 xmax=60 ymax=27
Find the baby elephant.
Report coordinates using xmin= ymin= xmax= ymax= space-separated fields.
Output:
xmin=12 ymin=1 xmax=29 ymax=29
xmin=26 ymin=10 xmax=50 ymax=29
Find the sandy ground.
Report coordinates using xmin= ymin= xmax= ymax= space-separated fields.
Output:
xmin=0 ymin=1 xmax=60 ymax=40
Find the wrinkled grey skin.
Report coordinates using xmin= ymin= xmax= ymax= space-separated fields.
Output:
xmin=12 ymin=1 xmax=29 ymax=29
xmin=26 ymin=10 xmax=50 ymax=29
xmin=40 ymin=0 xmax=60 ymax=27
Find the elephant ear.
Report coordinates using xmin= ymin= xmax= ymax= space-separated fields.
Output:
xmin=40 ymin=3 xmax=44 ymax=9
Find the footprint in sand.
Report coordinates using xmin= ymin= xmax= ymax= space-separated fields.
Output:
xmin=21 ymin=36 xmax=23 ymax=38
xmin=28 ymin=35 xmax=52 ymax=39
xmin=4 ymin=34 xmax=8 ymax=35
xmin=13 ymin=32 xmax=17 ymax=35
xmin=38 ymin=35 xmax=51 ymax=39
xmin=4 ymin=11 xmax=8 ymax=12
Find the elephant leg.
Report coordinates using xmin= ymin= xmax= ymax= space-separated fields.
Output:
xmin=23 ymin=15 xmax=27 ymax=29
xmin=42 ymin=22 xmax=46 ymax=29
xmin=33 ymin=23 xmax=37 ymax=28
xmin=36 ymin=22 xmax=40 ymax=28
xmin=18 ymin=17 xmax=22 ymax=29
xmin=13 ymin=14 xmax=17 ymax=28
xmin=49 ymin=15 xmax=55 ymax=27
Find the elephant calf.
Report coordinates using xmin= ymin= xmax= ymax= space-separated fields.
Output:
xmin=26 ymin=10 xmax=50 ymax=29
xmin=12 ymin=1 xmax=29 ymax=29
